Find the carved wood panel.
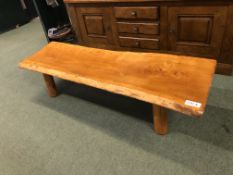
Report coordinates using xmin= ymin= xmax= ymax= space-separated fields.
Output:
xmin=75 ymin=7 xmax=114 ymax=45
xmin=168 ymin=6 xmax=228 ymax=58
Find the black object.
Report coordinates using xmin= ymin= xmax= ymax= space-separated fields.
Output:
xmin=0 ymin=0 xmax=36 ymax=33
xmin=33 ymin=0 xmax=75 ymax=43
xmin=24 ymin=0 xmax=38 ymax=19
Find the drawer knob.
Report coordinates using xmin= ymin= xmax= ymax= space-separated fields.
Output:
xmin=131 ymin=11 xmax=137 ymax=17
xmin=135 ymin=41 xmax=140 ymax=47
xmin=169 ymin=28 xmax=176 ymax=35
xmin=133 ymin=27 xmax=139 ymax=33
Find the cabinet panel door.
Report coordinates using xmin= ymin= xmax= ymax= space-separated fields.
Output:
xmin=168 ymin=6 xmax=227 ymax=58
xmin=220 ymin=6 xmax=233 ymax=65
xmin=75 ymin=7 xmax=114 ymax=45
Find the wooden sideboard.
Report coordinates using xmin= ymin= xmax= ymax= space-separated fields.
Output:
xmin=64 ymin=0 xmax=233 ymax=75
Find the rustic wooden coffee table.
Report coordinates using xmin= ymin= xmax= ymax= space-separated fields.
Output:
xmin=19 ymin=42 xmax=216 ymax=135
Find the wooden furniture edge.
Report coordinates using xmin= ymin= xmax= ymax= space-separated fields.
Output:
xmin=19 ymin=59 xmax=210 ymax=118
xmin=216 ymin=63 xmax=233 ymax=75
xmin=64 ymin=0 xmax=233 ymax=4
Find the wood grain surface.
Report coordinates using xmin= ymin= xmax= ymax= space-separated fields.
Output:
xmin=65 ymin=3 xmax=232 ymax=75
xmin=153 ymin=105 xmax=168 ymax=135
xmin=64 ymin=0 xmax=233 ymax=3
xmin=19 ymin=42 xmax=216 ymax=117
xmin=43 ymin=74 xmax=58 ymax=97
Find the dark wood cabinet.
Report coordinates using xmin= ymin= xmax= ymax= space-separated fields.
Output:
xmin=65 ymin=0 xmax=233 ymax=75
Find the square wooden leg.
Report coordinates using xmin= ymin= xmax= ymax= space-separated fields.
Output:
xmin=43 ymin=74 xmax=58 ymax=97
xmin=153 ymin=105 xmax=168 ymax=135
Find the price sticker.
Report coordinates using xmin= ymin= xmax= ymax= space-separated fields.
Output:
xmin=185 ymin=100 xmax=202 ymax=108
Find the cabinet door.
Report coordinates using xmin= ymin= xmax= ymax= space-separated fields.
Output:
xmin=75 ymin=7 xmax=114 ymax=46
xmin=219 ymin=6 xmax=233 ymax=71
xmin=168 ymin=6 xmax=227 ymax=58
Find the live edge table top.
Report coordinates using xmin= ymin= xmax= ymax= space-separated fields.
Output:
xmin=19 ymin=42 xmax=216 ymax=117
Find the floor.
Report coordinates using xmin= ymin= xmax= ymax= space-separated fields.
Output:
xmin=0 ymin=18 xmax=233 ymax=175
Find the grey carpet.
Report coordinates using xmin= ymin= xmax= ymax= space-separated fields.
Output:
xmin=0 ymin=18 xmax=232 ymax=175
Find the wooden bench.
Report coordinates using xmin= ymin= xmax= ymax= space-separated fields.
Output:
xmin=19 ymin=42 xmax=216 ymax=135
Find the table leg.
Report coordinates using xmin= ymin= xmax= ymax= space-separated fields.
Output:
xmin=43 ymin=74 xmax=58 ymax=97
xmin=153 ymin=105 xmax=168 ymax=135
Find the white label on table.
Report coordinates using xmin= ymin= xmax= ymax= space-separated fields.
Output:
xmin=185 ymin=100 xmax=202 ymax=108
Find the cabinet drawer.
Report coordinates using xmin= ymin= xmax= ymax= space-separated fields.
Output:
xmin=114 ymin=7 xmax=159 ymax=20
xmin=117 ymin=22 xmax=160 ymax=35
xmin=119 ymin=37 xmax=159 ymax=50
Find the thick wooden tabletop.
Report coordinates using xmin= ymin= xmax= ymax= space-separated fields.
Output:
xmin=19 ymin=42 xmax=216 ymax=117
